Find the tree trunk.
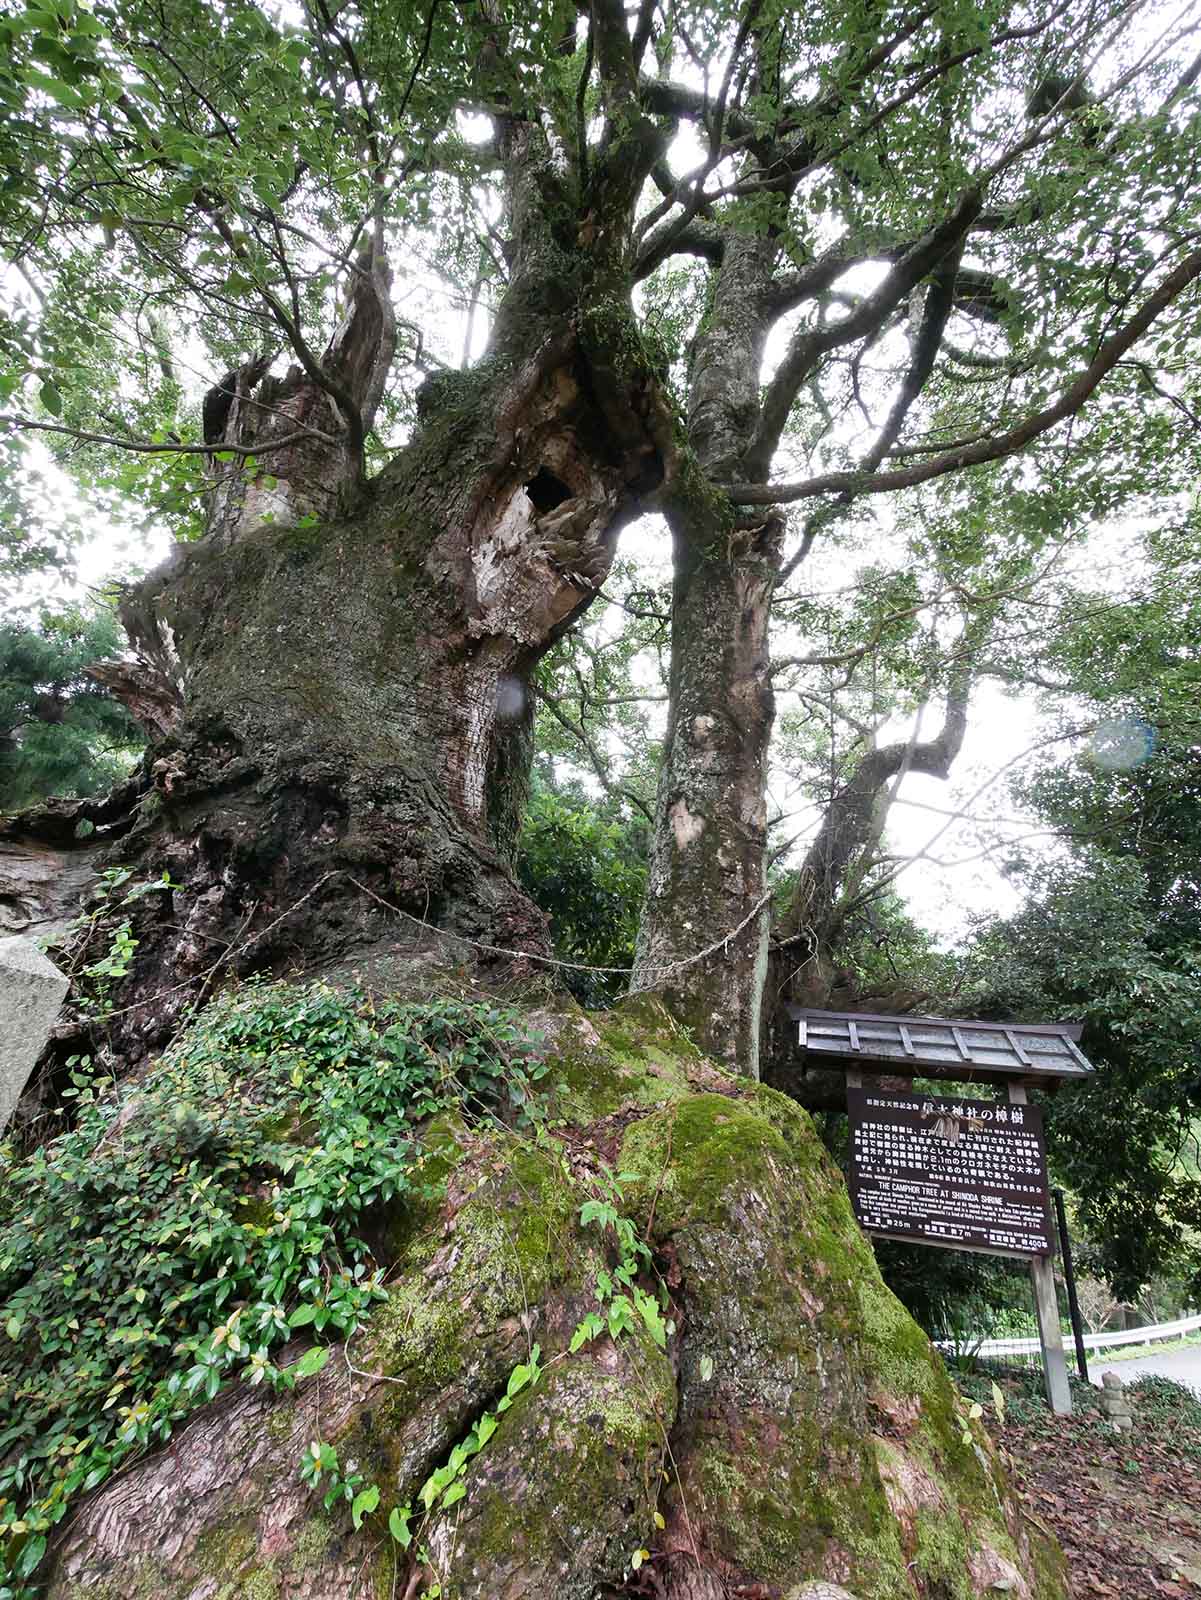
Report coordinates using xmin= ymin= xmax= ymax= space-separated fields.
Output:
xmin=52 ymin=70 xmax=677 ymax=1070
xmin=36 ymin=994 xmax=1066 ymax=1600
xmin=633 ymin=503 xmax=780 ymax=1078
xmin=634 ymin=235 xmax=784 ymax=1078
xmin=81 ymin=283 xmax=664 ymax=1066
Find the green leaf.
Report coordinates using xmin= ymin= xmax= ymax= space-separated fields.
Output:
xmin=569 ymin=1312 xmax=603 ymax=1353
xmin=474 ymin=1412 xmax=499 ymax=1449
xmin=293 ymin=1345 xmax=331 ymax=1379
xmin=15 ymin=1534 xmax=47 ymax=1579
xmin=40 ymin=381 xmax=63 ymax=415
xmin=634 ymin=1287 xmax=667 ymax=1349
xmin=351 ymin=1483 xmax=379 ymax=1529
xmin=578 ymin=1199 xmax=613 ymax=1229
xmin=388 ymin=1505 xmax=412 ymax=1547
xmin=990 ymin=1382 xmax=1006 ymax=1423
xmin=441 ymin=1479 xmax=467 ymax=1509
xmin=25 ymin=68 xmax=86 ymax=106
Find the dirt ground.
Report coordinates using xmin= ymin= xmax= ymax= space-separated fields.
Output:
xmin=966 ymin=1367 xmax=1201 ymax=1599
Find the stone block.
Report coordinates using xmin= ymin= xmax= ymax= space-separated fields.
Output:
xmin=1098 ymin=1369 xmax=1135 ymax=1430
xmin=0 ymin=935 xmax=68 ymax=1130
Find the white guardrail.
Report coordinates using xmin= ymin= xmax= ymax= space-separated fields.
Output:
xmin=939 ymin=1311 xmax=1201 ymax=1359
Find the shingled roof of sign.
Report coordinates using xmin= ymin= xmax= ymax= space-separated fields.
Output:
xmin=785 ymin=1006 xmax=1095 ymax=1084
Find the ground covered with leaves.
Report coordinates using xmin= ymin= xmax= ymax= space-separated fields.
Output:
xmin=963 ymin=1366 xmax=1201 ymax=1599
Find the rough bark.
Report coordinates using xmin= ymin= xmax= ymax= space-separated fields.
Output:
xmin=66 ymin=124 xmax=668 ymax=1063
xmin=52 ymin=44 xmax=676 ymax=1073
xmin=634 ymin=503 xmax=780 ymax=1079
xmin=634 ymin=234 xmax=784 ymax=1078
xmin=77 ymin=311 xmax=664 ymax=1067
xmin=39 ymin=990 xmax=1067 ymax=1600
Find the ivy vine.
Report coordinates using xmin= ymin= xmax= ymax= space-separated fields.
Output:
xmin=0 ymin=980 xmax=545 ymax=1596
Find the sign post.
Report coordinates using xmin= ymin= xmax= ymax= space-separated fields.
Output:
xmin=847 ymin=1087 xmax=1055 ymax=1255
xmin=840 ymin=1061 xmax=1073 ymax=1415
xmin=1007 ymin=1080 xmax=1071 ymax=1414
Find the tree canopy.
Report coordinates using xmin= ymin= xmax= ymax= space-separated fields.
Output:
xmin=0 ymin=603 xmax=142 ymax=809
xmin=6 ymin=0 xmax=1201 ymax=564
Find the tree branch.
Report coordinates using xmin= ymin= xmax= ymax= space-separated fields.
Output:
xmin=1 ymin=417 xmax=336 ymax=457
xmin=535 ymin=689 xmax=654 ymax=822
xmin=729 ymin=244 xmax=1201 ymax=504
xmin=783 ymin=643 xmax=977 ymax=951
xmin=741 ymin=188 xmax=982 ymax=479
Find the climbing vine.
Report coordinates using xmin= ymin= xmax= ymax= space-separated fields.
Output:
xmin=297 ymin=1153 xmax=673 ymax=1595
xmin=0 ymin=981 xmax=546 ymax=1596
xmin=51 ymin=866 xmax=180 ymax=1021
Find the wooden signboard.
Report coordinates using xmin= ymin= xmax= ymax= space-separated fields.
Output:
xmin=847 ymin=1088 xmax=1054 ymax=1258
xmin=787 ymin=1007 xmax=1092 ymax=1419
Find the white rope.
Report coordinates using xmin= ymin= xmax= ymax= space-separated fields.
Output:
xmin=344 ymin=874 xmax=774 ymax=991
xmin=82 ymin=870 xmax=773 ymax=1028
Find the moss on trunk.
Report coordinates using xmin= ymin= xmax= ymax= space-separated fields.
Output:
xmin=62 ymin=304 xmax=668 ymax=1073
xmin=41 ymin=984 xmax=1065 ymax=1600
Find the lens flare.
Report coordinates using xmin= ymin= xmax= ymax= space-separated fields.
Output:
xmin=495 ymin=675 xmax=526 ymax=722
xmin=1087 ymin=715 xmax=1157 ymax=771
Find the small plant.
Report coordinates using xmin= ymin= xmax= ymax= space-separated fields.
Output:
xmin=300 ymin=1439 xmax=367 ymax=1511
xmin=1126 ymin=1372 xmax=1201 ymax=1430
xmin=574 ymin=1165 xmax=669 ymax=1351
xmin=954 ymin=1394 xmax=985 ymax=1445
xmin=50 ymin=866 xmax=180 ymax=1019
xmin=298 ymin=1155 xmax=673 ymax=1587
xmin=302 ymin=1345 xmax=546 ymax=1589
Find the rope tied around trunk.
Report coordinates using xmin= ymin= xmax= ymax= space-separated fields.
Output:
xmin=344 ymin=874 xmax=774 ymax=994
xmin=80 ymin=869 xmax=774 ymax=1029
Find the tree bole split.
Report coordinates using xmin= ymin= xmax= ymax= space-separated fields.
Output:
xmin=73 ymin=296 xmax=669 ymax=1069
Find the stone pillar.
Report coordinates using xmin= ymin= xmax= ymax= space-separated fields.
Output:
xmin=1099 ymin=1370 xmax=1134 ymax=1430
xmin=0 ymin=935 xmax=69 ymax=1129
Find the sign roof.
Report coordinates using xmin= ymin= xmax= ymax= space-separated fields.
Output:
xmin=786 ymin=1006 xmax=1094 ymax=1084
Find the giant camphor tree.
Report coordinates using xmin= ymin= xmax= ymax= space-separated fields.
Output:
xmin=5 ymin=0 xmax=1201 ymax=1067
xmin=3 ymin=0 xmax=1201 ymax=1594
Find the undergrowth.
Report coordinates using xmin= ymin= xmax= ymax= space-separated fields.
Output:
xmin=0 ymin=980 xmax=545 ymax=1595
xmin=1126 ymin=1372 xmax=1201 ymax=1439
xmin=962 ymin=1362 xmax=1201 ymax=1453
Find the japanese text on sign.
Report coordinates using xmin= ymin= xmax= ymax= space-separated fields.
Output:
xmin=847 ymin=1088 xmax=1053 ymax=1257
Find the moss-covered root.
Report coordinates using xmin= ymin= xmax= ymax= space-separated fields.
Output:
xmin=43 ymin=999 xmax=1064 ymax=1600
xmin=44 ymin=1132 xmax=610 ymax=1600
xmin=618 ymin=1087 xmax=1065 ymax=1600
xmin=422 ymin=1329 xmax=676 ymax=1598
